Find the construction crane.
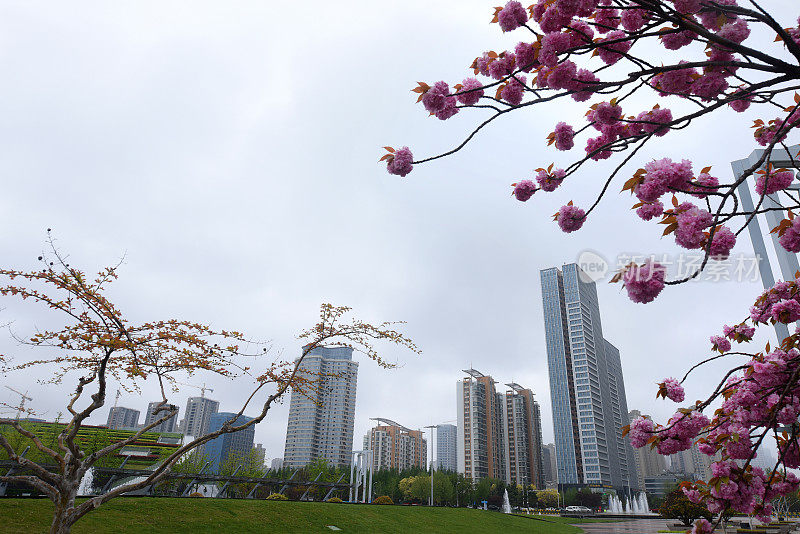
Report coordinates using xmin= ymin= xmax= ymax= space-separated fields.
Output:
xmin=175 ymin=381 xmax=214 ymax=398
xmin=4 ymin=386 xmax=32 ymax=420
xmin=113 ymin=389 xmax=121 ymax=408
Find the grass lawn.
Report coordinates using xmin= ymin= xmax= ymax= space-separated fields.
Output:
xmin=0 ymin=498 xmax=586 ymax=533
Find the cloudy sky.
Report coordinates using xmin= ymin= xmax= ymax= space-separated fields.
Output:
xmin=0 ymin=1 xmax=798 ymax=465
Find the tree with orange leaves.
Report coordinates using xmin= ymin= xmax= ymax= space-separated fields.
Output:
xmin=0 ymin=235 xmax=418 ymax=534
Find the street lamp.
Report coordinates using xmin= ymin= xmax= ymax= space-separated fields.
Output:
xmin=424 ymin=424 xmax=436 ymax=506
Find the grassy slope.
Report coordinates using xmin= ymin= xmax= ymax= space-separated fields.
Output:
xmin=0 ymin=499 xmax=584 ymax=534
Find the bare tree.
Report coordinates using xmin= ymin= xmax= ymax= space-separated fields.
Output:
xmin=0 ymin=236 xmax=418 ymax=534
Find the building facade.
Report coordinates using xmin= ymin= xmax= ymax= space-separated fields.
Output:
xmin=541 ymin=263 xmax=636 ymax=492
xmin=106 ymin=406 xmax=140 ymax=430
xmin=143 ymin=402 xmax=179 ymax=433
xmin=283 ymin=346 xmax=358 ymax=468
xmin=204 ymin=412 xmax=256 ymax=474
xmin=628 ymin=410 xmax=666 ymax=491
xmin=457 ymin=369 xmax=506 ymax=481
xmin=502 ymin=384 xmax=545 ymax=489
xmin=542 ymin=443 xmax=557 ymax=485
xmin=363 ymin=419 xmax=427 ymax=471
xmin=436 ymin=423 xmax=457 ymax=472
xmin=180 ymin=396 xmax=219 ymax=438
xmin=669 ymin=440 xmax=713 ymax=481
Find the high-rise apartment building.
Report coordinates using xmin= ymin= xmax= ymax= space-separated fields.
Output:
xmin=106 ymin=407 xmax=140 ymax=430
xmin=503 ymin=383 xmax=545 ymax=489
xmin=180 ymin=396 xmax=219 ymax=438
xmin=144 ymin=402 xmax=179 ymax=433
xmin=283 ymin=346 xmax=358 ymax=468
xmin=363 ymin=419 xmax=426 ymax=471
xmin=541 ymin=263 xmax=636 ymax=492
xmin=457 ymin=370 xmax=545 ymax=487
xmin=204 ymin=412 xmax=256 ymax=474
xmin=669 ymin=440 xmax=715 ymax=481
xmin=436 ymin=424 xmax=457 ymax=472
xmin=457 ymin=369 xmax=506 ymax=481
xmin=628 ymin=410 xmax=666 ymax=490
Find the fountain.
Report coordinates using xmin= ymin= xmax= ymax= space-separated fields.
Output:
xmin=77 ymin=467 xmax=95 ymax=496
xmin=502 ymin=489 xmax=512 ymax=514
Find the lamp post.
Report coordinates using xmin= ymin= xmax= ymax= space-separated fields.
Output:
xmin=424 ymin=424 xmax=436 ymax=506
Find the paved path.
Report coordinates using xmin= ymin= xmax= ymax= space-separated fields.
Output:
xmin=573 ymin=518 xmax=672 ymax=533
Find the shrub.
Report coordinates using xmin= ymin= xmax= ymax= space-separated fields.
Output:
xmin=372 ymin=495 xmax=393 ymax=505
xmin=326 ymin=497 xmax=343 ymax=503
xmin=266 ymin=493 xmax=288 ymax=501
xmin=188 ymin=492 xmax=204 ymax=498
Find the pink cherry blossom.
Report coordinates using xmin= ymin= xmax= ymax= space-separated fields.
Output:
xmin=628 ymin=416 xmax=655 ymax=448
xmin=709 ymin=225 xmax=736 ymax=259
xmin=556 ymin=204 xmax=585 ymax=232
xmin=497 ymin=1 xmax=528 ymax=32
xmin=597 ymin=30 xmax=632 ymax=65
xmin=537 ymin=168 xmax=566 ymax=192
xmin=710 ymin=335 xmax=732 ymax=353
xmin=636 ymin=201 xmax=664 ymax=221
xmin=622 ymin=261 xmax=666 ymax=303
xmin=512 ymin=180 xmax=537 ymax=201
xmin=501 ymin=75 xmax=527 ymax=105
xmin=755 ymin=170 xmax=795 ymax=196
xmin=662 ymin=377 xmax=685 ymax=402
xmin=456 ymin=77 xmax=484 ymax=106
xmin=386 ymin=147 xmax=414 ymax=177
xmin=554 ymin=122 xmax=575 ymax=151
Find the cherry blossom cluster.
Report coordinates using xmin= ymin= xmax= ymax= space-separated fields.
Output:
xmin=383 ymin=0 xmax=800 ymax=307
xmin=627 ymin=280 xmax=800 ymax=524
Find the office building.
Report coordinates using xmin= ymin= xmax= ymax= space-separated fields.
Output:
xmin=204 ymin=412 xmax=256 ymax=474
xmin=436 ymin=424 xmax=457 ymax=472
xmin=503 ymin=383 xmax=545 ymax=488
xmin=363 ymin=418 xmax=427 ymax=470
xmin=283 ymin=345 xmax=358 ymax=468
xmin=106 ymin=406 xmax=140 ymax=430
xmin=143 ymin=402 xmax=179 ymax=433
xmin=628 ymin=410 xmax=666 ymax=490
xmin=180 ymin=396 xmax=219 ymax=438
xmin=253 ymin=443 xmax=266 ymax=467
xmin=270 ymin=458 xmax=283 ymax=470
xmin=733 ymin=144 xmax=800 ymax=341
xmin=457 ymin=369 xmax=505 ymax=481
xmin=541 ymin=263 xmax=636 ymax=492
xmin=542 ymin=443 xmax=557 ymax=484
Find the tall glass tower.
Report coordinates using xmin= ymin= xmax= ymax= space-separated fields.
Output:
xmin=540 ymin=264 xmax=635 ymax=492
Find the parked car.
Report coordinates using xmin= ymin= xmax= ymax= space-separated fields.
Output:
xmin=564 ymin=505 xmax=594 ymax=516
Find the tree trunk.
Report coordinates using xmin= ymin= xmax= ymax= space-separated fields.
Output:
xmin=50 ymin=492 xmax=75 ymax=534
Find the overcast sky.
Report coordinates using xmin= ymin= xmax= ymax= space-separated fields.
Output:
xmin=0 ymin=1 xmax=798 ymax=465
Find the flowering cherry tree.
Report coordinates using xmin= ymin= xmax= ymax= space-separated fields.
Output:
xmin=384 ymin=1 xmax=800 ymax=532
xmin=0 ymin=236 xmax=418 ymax=534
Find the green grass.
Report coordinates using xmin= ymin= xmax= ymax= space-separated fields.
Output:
xmin=0 ymin=498 xmax=585 ymax=533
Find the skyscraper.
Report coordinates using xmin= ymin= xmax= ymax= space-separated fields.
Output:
xmin=180 ymin=396 xmax=219 ymax=438
xmin=628 ymin=410 xmax=666 ymax=490
xmin=503 ymin=383 xmax=545 ymax=489
xmin=541 ymin=263 xmax=636 ymax=492
xmin=363 ymin=419 xmax=427 ymax=470
xmin=436 ymin=424 xmax=457 ymax=472
xmin=457 ymin=369 xmax=505 ymax=481
xmin=542 ymin=443 xmax=557 ymax=485
xmin=106 ymin=407 xmax=140 ymax=430
xmin=144 ymin=402 xmax=179 ymax=433
xmin=283 ymin=345 xmax=358 ymax=469
xmin=204 ymin=412 xmax=256 ymax=474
